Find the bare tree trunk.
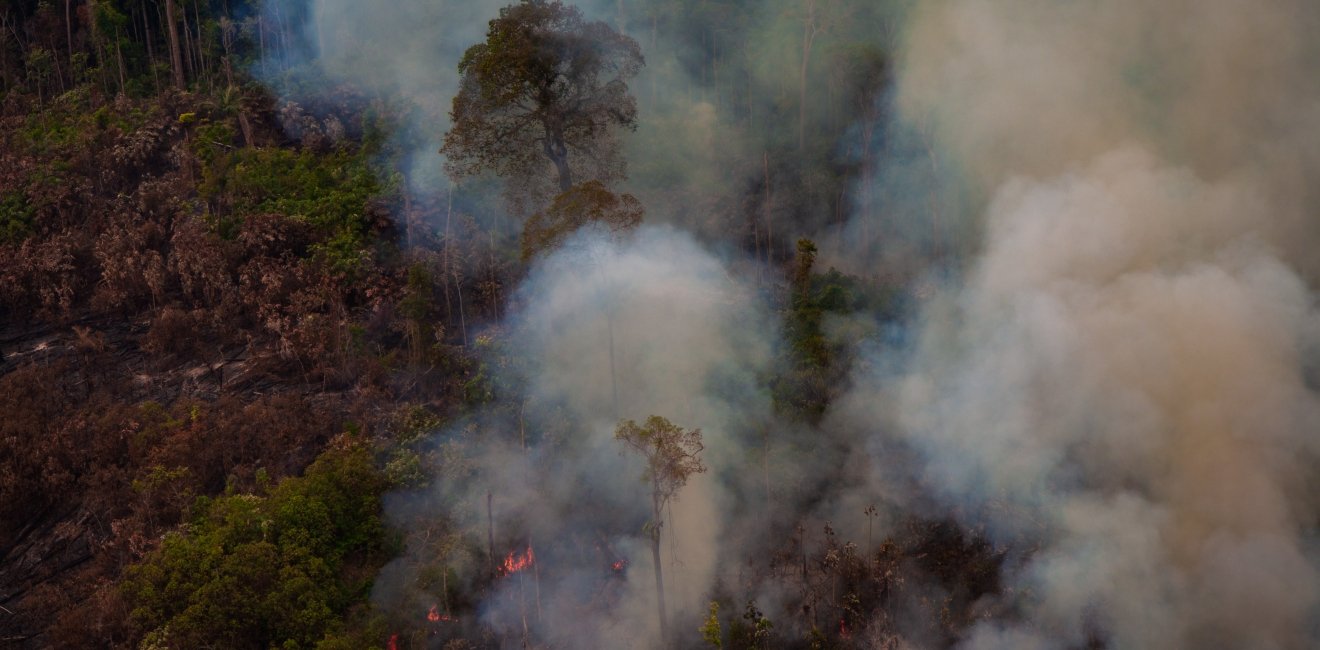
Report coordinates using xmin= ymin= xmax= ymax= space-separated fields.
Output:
xmin=518 ymin=569 xmax=530 ymax=649
xmin=165 ymin=0 xmax=185 ymax=88
xmin=272 ymin=3 xmax=288 ymax=70
xmin=143 ymin=7 xmax=158 ymax=90
xmin=919 ymin=122 xmax=942 ymax=260
xmin=608 ymin=312 xmax=619 ymax=420
xmin=488 ymin=229 xmax=500 ymax=319
xmin=799 ymin=0 xmax=820 ymax=154
xmin=257 ymin=15 xmax=265 ymax=76
xmin=651 ymin=485 xmax=669 ymax=646
xmin=750 ymin=209 xmax=761 ymax=273
xmin=180 ymin=8 xmax=194 ymax=81
xmin=403 ymin=190 xmax=415 ymax=250
xmin=544 ymin=127 xmax=573 ymax=192
xmin=551 ymin=152 xmax=572 ymax=192
xmin=49 ymin=33 xmax=66 ymax=93
xmin=0 ymin=11 xmax=9 ymax=94
xmin=487 ymin=492 xmax=496 ymax=579
xmin=64 ymin=0 xmax=73 ymax=66
xmin=193 ymin=0 xmax=207 ymax=90
xmin=443 ymin=187 xmax=454 ymax=324
xmin=455 ymin=266 xmax=468 ymax=347
xmin=650 ymin=14 xmax=657 ymax=110
xmin=533 ymin=540 xmax=543 ymax=622
xmin=859 ymin=117 xmax=875 ymax=248
xmin=114 ymin=25 xmax=125 ymax=94
xmin=764 ymin=152 xmax=773 ymax=266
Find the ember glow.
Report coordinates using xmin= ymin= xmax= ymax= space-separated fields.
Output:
xmin=500 ymin=546 xmax=535 ymax=575
xmin=611 ymin=560 xmax=625 ymax=572
xmin=426 ymin=604 xmax=454 ymax=623
xmin=387 ymin=633 xmax=398 ymax=650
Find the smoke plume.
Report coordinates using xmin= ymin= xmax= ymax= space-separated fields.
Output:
xmin=374 ymin=225 xmax=778 ymax=648
xmin=838 ymin=0 xmax=1320 ymax=646
xmin=261 ymin=0 xmax=1320 ymax=646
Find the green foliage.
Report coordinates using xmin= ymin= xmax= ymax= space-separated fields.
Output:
xmin=381 ymin=405 xmax=446 ymax=489
xmin=773 ymin=239 xmax=891 ymax=422
xmin=701 ymin=601 xmax=724 ymax=648
xmin=0 ymin=192 xmax=35 ymax=244
xmin=615 ymin=416 xmax=707 ymax=502
xmin=123 ymin=439 xmax=390 ymax=649
xmin=17 ymin=95 xmax=149 ymax=155
xmin=199 ymin=146 xmax=380 ymax=270
xmin=443 ymin=0 xmax=644 ymax=194
xmin=19 ymin=112 xmax=79 ymax=153
xmin=191 ymin=120 xmax=237 ymax=165
xmin=132 ymin=465 xmax=192 ymax=499
xmin=461 ymin=362 xmax=495 ymax=407
xmin=400 ymin=264 xmax=434 ymax=323
xmin=201 ymin=146 xmax=377 ymax=230
xmin=792 ymin=238 xmax=817 ymax=291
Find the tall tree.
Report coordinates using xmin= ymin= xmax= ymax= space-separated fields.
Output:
xmin=615 ymin=415 xmax=707 ymax=646
xmin=441 ymin=0 xmax=644 ymax=196
xmin=164 ymin=0 xmax=184 ymax=88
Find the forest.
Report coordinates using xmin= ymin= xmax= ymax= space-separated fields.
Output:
xmin=2 ymin=0 xmax=1320 ymax=649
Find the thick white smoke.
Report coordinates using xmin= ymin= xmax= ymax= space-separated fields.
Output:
xmin=372 ymin=225 xmax=777 ymax=648
xmin=840 ymin=0 xmax=1320 ymax=647
xmin=281 ymin=0 xmax=510 ymax=190
xmin=269 ymin=0 xmax=1320 ymax=645
xmin=509 ymin=225 xmax=777 ymax=645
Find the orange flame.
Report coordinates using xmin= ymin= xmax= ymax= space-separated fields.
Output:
xmin=611 ymin=560 xmax=626 ymax=572
xmin=501 ymin=546 xmax=535 ymax=575
xmin=426 ymin=604 xmax=454 ymax=623
xmin=387 ymin=633 xmax=399 ymax=650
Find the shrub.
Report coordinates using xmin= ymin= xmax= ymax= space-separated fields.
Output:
xmin=123 ymin=438 xmax=389 ymax=649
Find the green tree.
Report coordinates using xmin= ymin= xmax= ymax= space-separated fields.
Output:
xmin=700 ymin=601 xmax=723 ymax=648
xmin=615 ymin=415 xmax=707 ymax=646
xmin=122 ymin=439 xmax=389 ymax=649
xmin=441 ymin=0 xmax=644 ymax=195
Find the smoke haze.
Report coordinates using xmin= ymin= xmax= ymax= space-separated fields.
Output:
xmin=262 ymin=0 xmax=1320 ymax=647
xmin=373 ymin=225 xmax=780 ymax=648
xmin=846 ymin=0 xmax=1320 ymax=646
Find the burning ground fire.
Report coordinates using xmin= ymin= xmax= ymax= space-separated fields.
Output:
xmin=500 ymin=546 xmax=535 ymax=576
xmin=386 ymin=537 xmax=627 ymax=647
xmin=427 ymin=604 xmax=454 ymax=623
xmin=385 ymin=604 xmax=456 ymax=648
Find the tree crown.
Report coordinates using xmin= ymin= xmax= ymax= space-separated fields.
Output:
xmin=441 ymin=0 xmax=643 ymax=196
xmin=615 ymin=415 xmax=707 ymax=508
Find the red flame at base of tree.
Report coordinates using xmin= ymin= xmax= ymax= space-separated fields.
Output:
xmin=611 ymin=560 xmax=626 ymax=572
xmin=387 ymin=633 xmax=399 ymax=650
xmin=500 ymin=545 xmax=535 ymax=575
xmin=427 ymin=604 xmax=454 ymax=623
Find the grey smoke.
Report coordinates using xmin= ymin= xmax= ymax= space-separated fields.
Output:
xmin=373 ymin=225 xmax=779 ymax=648
xmin=262 ymin=0 xmax=1320 ymax=646
xmin=836 ymin=0 xmax=1320 ymax=647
